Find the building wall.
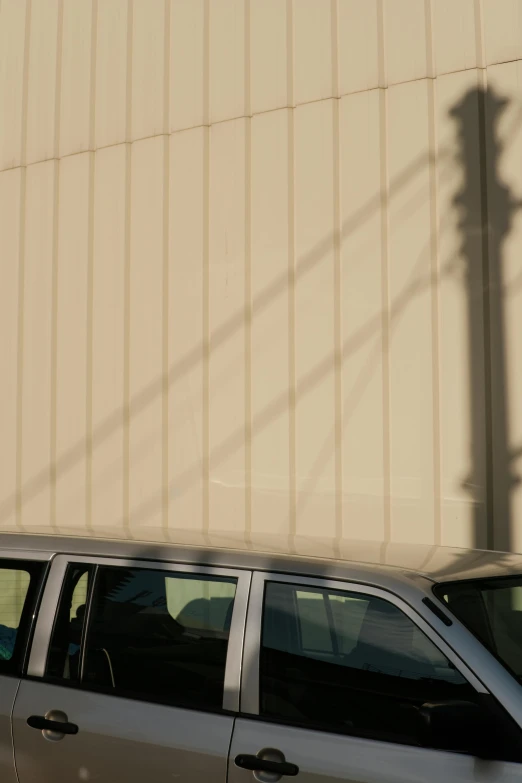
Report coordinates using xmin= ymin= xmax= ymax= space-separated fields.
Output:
xmin=1 ymin=0 xmax=522 ymax=552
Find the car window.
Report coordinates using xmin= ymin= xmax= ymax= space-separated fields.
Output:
xmin=260 ymin=581 xmax=478 ymax=748
xmin=0 ymin=558 xmax=44 ymax=673
xmin=436 ymin=577 xmax=522 ymax=684
xmin=47 ymin=563 xmax=237 ymax=711
xmin=46 ymin=564 xmax=95 ymax=681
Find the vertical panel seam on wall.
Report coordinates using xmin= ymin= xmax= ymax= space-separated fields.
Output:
xmin=331 ymin=0 xmax=343 ymax=549
xmin=163 ymin=0 xmax=171 ymax=135
xmin=122 ymin=0 xmax=134 ymax=537
xmin=376 ymin=0 xmax=386 ymax=89
xmin=123 ymin=141 xmax=132 ymax=538
xmin=244 ymin=119 xmax=252 ymax=546
xmin=20 ymin=0 xmax=32 ymax=168
xmin=379 ymin=87 xmax=391 ymax=548
xmin=424 ymin=0 xmax=435 ymax=79
xmin=16 ymin=0 xmax=33 ymax=530
xmin=126 ymin=0 xmax=134 ymax=144
xmin=477 ymin=69 xmax=495 ymax=550
xmin=244 ymin=0 xmax=252 ymax=546
xmin=201 ymin=0 xmax=210 ymax=542
xmin=162 ymin=133 xmax=170 ymax=540
xmin=88 ymin=0 xmax=99 ymax=151
xmin=202 ymin=126 xmax=210 ymax=543
xmin=203 ymin=0 xmax=210 ymax=127
xmin=474 ymin=0 xmax=487 ymax=69
xmin=50 ymin=2 xmax=64 ymax=531
xmin=426 ymin=5 xmax=442 ymax=544
xmin=162 ymin=0 xmax=171 ymax=540
xmin=50 ymin=159 xmax=60 ymax=533
xmin=377 ymin=0 xmax=390 ymax=549
xmin=86 ymin=0 xmax=99 ymax=534
xmin=286 ymin=0 xmax=294 ymax=106
xmin=286 ymin=0 xmax=296 ymax=551
xmin=330 ymin=0 xmax=339 ymax=98
xmin=85 ymin=150 xmax=95 ymax=535
xmin=332 ymin=98 xmax=342 ymax=550
xmin=474 ymin=0 xmax=491 ymax=556
xmin=15 ymin=167 xmax=27 ymax=532
xmin=53 ymin=0 xmax=64 ymax=160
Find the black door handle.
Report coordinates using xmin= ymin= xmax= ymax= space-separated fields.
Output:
xmin=235 ymin=754 xmax=299 ymax=776
xmin=27 ymin=715 xmax=79 ymax=735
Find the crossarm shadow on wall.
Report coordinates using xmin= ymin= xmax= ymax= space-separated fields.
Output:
xmin=2 ymin=86 xmax=522 ymax=563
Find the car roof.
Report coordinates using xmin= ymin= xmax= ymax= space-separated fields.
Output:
xmin=1 ymin=525 xmax=521 ymax=587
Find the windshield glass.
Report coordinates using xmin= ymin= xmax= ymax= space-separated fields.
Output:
xmin=435 ymin=577 xmax=522 ymax=680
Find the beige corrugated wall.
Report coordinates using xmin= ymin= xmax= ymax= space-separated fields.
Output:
xmin=1 ymin=0 xmax=522 ymax=553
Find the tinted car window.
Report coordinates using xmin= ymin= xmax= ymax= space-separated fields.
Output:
xmin=82 ymin=566 xmax=237 ymax=710
xmin=260 ymin=582 xmax=477 ymax=747
xmin=436 ymin=577 xmax=522 ymax=684
xmin=0 ymin=558 xmax=44 ymax=674
xmin=46 ymin=564 xmax=94 ymax=681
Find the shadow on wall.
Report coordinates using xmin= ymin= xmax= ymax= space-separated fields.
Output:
xmin=451 ymin=86 xmax=522 ymax=552
xmin=0 ymin=135 xmax=450 ymax=536
xmin=2 ymin=85 xmax=522 ymax=554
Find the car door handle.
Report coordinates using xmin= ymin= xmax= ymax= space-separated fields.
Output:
xmin=234 ymin=754 xmax=299 ymax=776
xmin=27 ymin=715 xmax=79 ymax=735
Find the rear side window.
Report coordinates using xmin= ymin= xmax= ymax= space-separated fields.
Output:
xmin=0 ymin=558 xmax=44 ymax=674
xmin=46 ymin=564 xmax=237 ymax=711
xmin=46 ymin=564 xmax=95 ymax=681
xmin=260 ymin=582 xmax=477 ymax=747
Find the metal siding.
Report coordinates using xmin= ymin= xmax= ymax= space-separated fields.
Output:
xmin=59 ymin=0 xmax=94 ymax=158
xmin=0 ymin=1 xmax=27 ymax=170
xmin=250 ymin=109 xmax=291 ymax=537
xmin=127 ymin=136 xmax=166 ymax=534
xmin=20 ymin=161 xmax=56 ymax=531
xmin=339 ymin=90 xmax=386 ymax=541
xmin=168 ymin=127 xmax=206 ymax=531
xmin=0 ymin=169 xmax=22 ymax=531
xmin=294 ymin=100 xmax=337 ymax=538
xmin=436 ymin=69 xmax=488 ymax=548
xmin=95 ymin=0 xmax=128 ymax=149
xmin=91 ymin=144 xmax=126 ymax=533
xmin=1 ymin=1 xmax=522 ymax=551
xmin=25 ymin=0 xmax=61 ymax=166
xmin=208 ymin=118 xmax=247 ymax=534
xmin=55 ymin=152 xmax=91 ymax=532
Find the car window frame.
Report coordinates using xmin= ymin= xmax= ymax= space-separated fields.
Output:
xmin=241 ymin=571 xmax=487 ymax=719
xmin=27 ymin=554 xmax=252 ymax=713
xmin=0 ymin=551 xmax=51 ymax=677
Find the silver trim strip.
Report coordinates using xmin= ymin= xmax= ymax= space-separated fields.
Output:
xmin=0 ymin=549 xmax=53 ymax=562
xmin=240 ymin=571 xmax=488 ymax=716
xmin=28 ymin=555 xmax=69 ymax=677
xmin=223 ymin=569 xmax=251 ymax=712
xmin=241 ymin=571 xmax=265 ymax=714
xmin=27 ymin=553 xmax=251 ymax=712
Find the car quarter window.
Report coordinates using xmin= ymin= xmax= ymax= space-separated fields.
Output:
xmin=45 ymin=563 xmax=238 ymax=711
xmin=46 ymin=564 xmax=95 ymax=681
xmin=259 ymin=581 xmax=479 ymax=748
xmin=0 ymin=558 xmax=45 ymax=674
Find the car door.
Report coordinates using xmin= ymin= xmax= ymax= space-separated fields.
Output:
xmin=229 ymin=572 xmax=522 ymax=783
xmin=12 ymin=554 xmax=250 ymax=783
xmin=0 ymin=552 xmax=48 ymax=783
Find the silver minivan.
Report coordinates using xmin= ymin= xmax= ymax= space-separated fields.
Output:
xmin=3 ymin=530 xmax=522 ymax=782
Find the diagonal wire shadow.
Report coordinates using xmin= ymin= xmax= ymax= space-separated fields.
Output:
xmin=0 ymin=145 xmax=454 ymax=525
xmin=293 ymin=210 xmax=457 ymax=527
xmin=121 ymin=243 xmax=463 ymax=532
xmin=3 ymin=97 xmax=522 ymax=531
